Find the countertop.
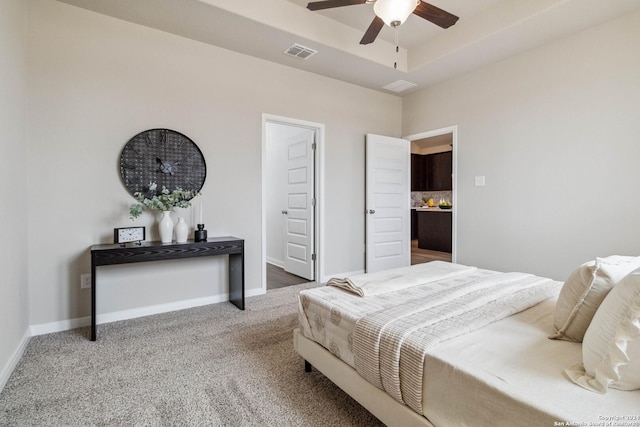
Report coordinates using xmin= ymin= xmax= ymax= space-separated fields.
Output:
xmin=412 ymin=206 xmax=453 ymax=213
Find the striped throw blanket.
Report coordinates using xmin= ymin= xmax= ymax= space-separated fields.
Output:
xmin=353 ymin=270 xmax=560 ymax=414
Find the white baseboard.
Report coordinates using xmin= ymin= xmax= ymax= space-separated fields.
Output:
xmin=2 ymin=289 xmax=268 ymax=394
xmin=245 ymin=287 xmax=265 ymax=298
xmin=29 ymin=316 xmax=91 ymax=336
xmin=30 ymin=289 xmax=266 ymax=337
xmin=0 ymin=330 xmax=30 ymax=393
xmin=97 ymin=294 xmax=231 ymax=325
xmin=266 ymin=257 xmax=284 ymax=268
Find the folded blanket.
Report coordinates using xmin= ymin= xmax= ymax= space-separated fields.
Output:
xmin=326 ymin=261 xmax=476 ymax=297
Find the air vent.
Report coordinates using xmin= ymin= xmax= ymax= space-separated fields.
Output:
xmin=283 ymin=44 xmax=317 ymax=60
xmin=382 ymin=80 xmax=418 ymax=93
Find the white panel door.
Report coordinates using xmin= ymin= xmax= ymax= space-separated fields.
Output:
xmin=365 ymin=134 xmax=410 ymax=273
xmin=284 ymin=131 xmax=315 ymax=280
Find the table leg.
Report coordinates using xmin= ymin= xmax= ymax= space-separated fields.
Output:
xmin=228 ymin=251 xmax=245 ymax=310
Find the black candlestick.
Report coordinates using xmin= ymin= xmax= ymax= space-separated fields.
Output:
xmin=194 ymin=224 xmax=207 ymax=242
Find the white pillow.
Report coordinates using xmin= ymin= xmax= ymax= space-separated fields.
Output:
xmin=565 ymin=267 xmax=640 ymax=393
xmin=550 ymin=256 xmax=640 ymax=342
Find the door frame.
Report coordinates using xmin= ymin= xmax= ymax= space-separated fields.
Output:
xmin=262 ymin=114 xmax=325 ymax=291
xmin=404 ymin=125 xmax=457 ymax=262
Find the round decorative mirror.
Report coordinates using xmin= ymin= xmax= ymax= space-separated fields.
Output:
xmin=119 ymin=128 xmax=206 ymax=198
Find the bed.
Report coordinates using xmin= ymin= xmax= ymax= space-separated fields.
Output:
xmin=293 ymin=260 xmax=640 ymax=426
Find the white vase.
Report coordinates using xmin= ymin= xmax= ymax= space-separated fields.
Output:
xmin=175 ymin=216 xmax=188 ymax=243
xmin=158 ymin=210 xmax=174 ymax=243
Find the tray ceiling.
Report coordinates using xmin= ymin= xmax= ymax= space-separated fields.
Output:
xmin=57 ymin=0 xmax=640 ymax=96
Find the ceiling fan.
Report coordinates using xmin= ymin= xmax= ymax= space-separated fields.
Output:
xmin=306 ymin=0 xmax=459 ymax=45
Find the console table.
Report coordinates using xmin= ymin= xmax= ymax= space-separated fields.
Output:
xmin=90 ymin=236 xmax=244 ymax=341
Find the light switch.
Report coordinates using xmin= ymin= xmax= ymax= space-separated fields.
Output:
xmin=474 ymin=176 xmax=485 ymax=187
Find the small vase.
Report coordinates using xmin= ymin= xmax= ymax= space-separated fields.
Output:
xmin=175 ymin=216 xmax=188 ymax=243
xmin=158 ymin=210 xmax=174 ymax=243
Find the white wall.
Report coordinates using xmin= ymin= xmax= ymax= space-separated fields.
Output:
xmin=403 ymin=10 xmax=640 ymax=280
xmin=0 ymin=0 xmax=29 ymax=387
xmin=26 ymin=0 xmax=401 ymax=326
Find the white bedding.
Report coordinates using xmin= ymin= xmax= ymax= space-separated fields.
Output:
xmin=423 ymin=298 xmax=640 ymax=426
xmin=297 ymin=264 xmax=640 ymax=426
xmin=326 ymin=261 xmax=476 ymax=296
xmin=352 ymin=271 xmax=558 ymax=413
xmin=298 ymin=265 xmax=499 ymax=367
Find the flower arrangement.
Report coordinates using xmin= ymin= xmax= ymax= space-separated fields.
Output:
xmin=129 ymin=182 xmax=200 ymax=219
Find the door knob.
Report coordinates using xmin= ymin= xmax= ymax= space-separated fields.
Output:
xmin=281 ymin=210 xmax=288 ymax=215
xmin=369 ymin=209 xmax=375 ymax=214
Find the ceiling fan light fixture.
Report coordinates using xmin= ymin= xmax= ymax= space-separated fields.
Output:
xmin=373 ymin=0 xmax=419 ymax=27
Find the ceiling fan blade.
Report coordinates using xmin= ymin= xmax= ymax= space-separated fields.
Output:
xmin=413 ymin=1 xmax=459 ymax=29
xmin=360 ymin=16 xmax=384 ymax=45
xmin=307 ymin=0 xmax=367 ymax=11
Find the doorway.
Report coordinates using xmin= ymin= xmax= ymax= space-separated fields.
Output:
xmin=262 ymin=115 xmax=325 ymax=291
xmin=405 ymin=126 xmax=457 ymax=265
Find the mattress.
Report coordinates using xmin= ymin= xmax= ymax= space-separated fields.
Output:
xmin=298 ymin=269 xmax=640 ymax=426
xmin=422 ymin=297 xmax=640 ymax=426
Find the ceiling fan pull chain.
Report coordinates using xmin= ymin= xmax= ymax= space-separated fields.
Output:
xmin=394 ymin=25 xmax=399 ymax=69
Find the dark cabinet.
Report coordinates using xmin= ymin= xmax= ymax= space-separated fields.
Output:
xmin=428 ymin=151 xmax=452 ymax=191
xmin=411 ymin=154 xmax=427 ymax=191
xmin=417 ymin=211 xmax=452 ymax=253
xmin=411 ymin=209 xmax=418 ymax=240
xmin=411 ymin=151 xmax=452 ymax=191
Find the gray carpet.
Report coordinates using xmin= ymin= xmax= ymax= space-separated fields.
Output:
xmin=0 ymin=283 xmax=384 ymax=426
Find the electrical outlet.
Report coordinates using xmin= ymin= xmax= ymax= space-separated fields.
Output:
xmin=80 ymin=273 xmax=91 ymax=289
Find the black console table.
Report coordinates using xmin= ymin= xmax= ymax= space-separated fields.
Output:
xmin=90 ymin=236 xmax=244 ymax=341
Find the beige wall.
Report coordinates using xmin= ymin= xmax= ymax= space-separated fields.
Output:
xmin=403 ymin=10 xmax=640 ymax=280
xmin=0 ymin=0 xmax=29 ymax=385
xmin=7 ymin=0 xmax=639 ymax=384
xmin=26 ymin=0 xmax=401 ymax=326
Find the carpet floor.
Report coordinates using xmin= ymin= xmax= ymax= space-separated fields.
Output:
xmin=0 ymin=283 xmax=384 ymax=426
